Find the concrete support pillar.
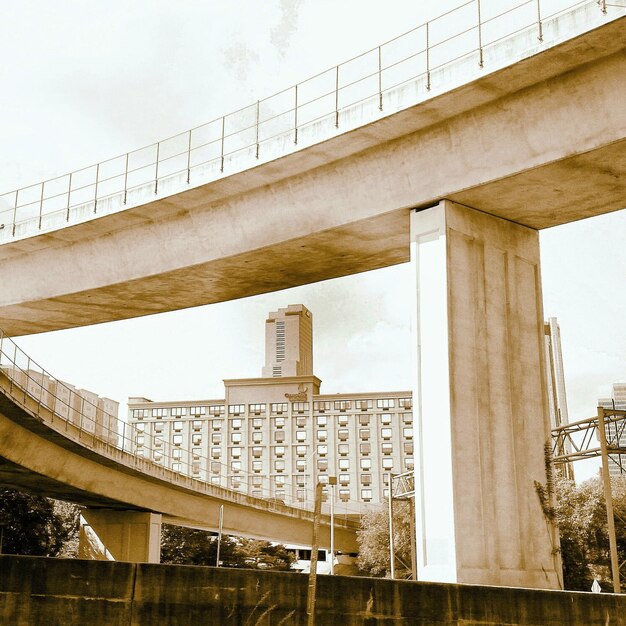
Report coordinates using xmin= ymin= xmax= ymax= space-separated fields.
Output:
xmin=410 ymin=200 xmax=561 ymax=589
xmin=78 ymin=509 xmax=162 ymax=563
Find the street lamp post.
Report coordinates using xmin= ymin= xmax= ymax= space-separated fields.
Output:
xmin=329 ymin=476 xmax=337 ymax=575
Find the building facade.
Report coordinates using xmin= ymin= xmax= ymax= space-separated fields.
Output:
xmin=544 ymin=317 xmax=570 ymax=429
xmin=128 ymin=305 xmax=413 ymax=510
xmin=598 ymin=382 xmax=626 ymax=476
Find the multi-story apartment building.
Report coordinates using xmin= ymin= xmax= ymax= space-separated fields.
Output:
xmin=128 ymin=305 xmax=413 ymax=509
xmin=598 ymin=382 xmax=626 ymax=476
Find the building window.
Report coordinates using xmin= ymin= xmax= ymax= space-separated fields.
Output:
xmin=297 ymin=489 xmax=306 ymax=502
xmin=338 ymin=443 xmax=349 ymax=456
xmin=172 ymin=462 xmax=181 ymax=472
xmin=317 ymin=459 xmax=328 ymax=471
xmin=231 ymin=477 xmax=242 ymax=489
xmin=355 ymin=399 xmax=373 ymax=411
xmin=249 ymin=403 xmax=266 ymax=415
xmin=212 ymin=432 xmax=222 ymax=444
xmin=211 ymin=461 xmax=221 ymax=474
xmin=171 ymin=407 xmax=186 ymax=417
xmin=296 ymin=475 xmax=306 ymax=487
xmin=334 ymin=400 xmax=351 ymax=412
xmin=361 ymin=473 xmax=372 ymax=485
xmin=252 ymin=446 xmax=263 ymax=458
xmin=252 ymin=418 xmax=263 ymax=429
xmin=318 ymin=474 xmax=329 ymax=484
xmin=172 ymin=448 xmax=182 ymax=459
xmin=359 ymin=414 xmax=370 ymax=426
xmin=316 ymin=415 xmax=327 ymax=427
xmin=381 ymin=428 xmax=393 ymax=440
xmin=211 ymin=447 xmax=221 ymax=458
xmin=209 ymin=405 xmax=225 ymax=416
xmin=275 ymin=475 xmax=286 ymax=486
xmin=252 ymin=431 xmax=263 ymax=444
xmin=360 ymin=458 xmax=371 ymax=470
xmin=190 ymin=406 xmax=206 ymax=416
xmin=379 ymin=413 xmax=392 ymax=425
xmin=339 ymin=489 xmax=350 ymax=501
xmin=192 ymin=434 xmax=202 ymax=445
xmin=339 ymin=474 xmax=350 ymax=486
xmin=296 ymin=460 xmax=306 ymax=472
xmin=317 ymin=444 xmax=328 ymax=456
xmin=192 ymin=420 xmax=202 ymax=431
xmin=399 ymin=398 xmax=412 ymax=410
xmin=211 ymin=476 xmax=221 ymax=486
xmin=338 ymin=429 xmax=349 ymax=441
xmin=173 ymin=421 xmax=183 ymax=431
xmin=405 ymin=458 xmax=414 ymax=470
xmin=403 ymin=413 xmax=413 ymax=425
xmin=271 ymin=403 xmax=288 ymax=415
xmin=382 ymin=458 xmax=393 ymax=470
xmin=231 ymin=432 xmax=242 ymax=444
xmin=132 ymin=409 xmax=149 ymax=419
xmin=361 ymin=489 xmax=373 ymax=501
xmin=360 ymin=442 xmax=371 ymax=455
xmin=192 ymin=447 xmax=202 ymax=458
xmin=252 ymin=460 xmax=263 ymax=472
xmin=173 ymin=434 xmax=183 ymax=446
xmin=212 ymin=419 xmax=222 ymax=430
xmin=317 ymin=430 xmax=327 ymax=442
xmin=274 ymin=417 xmax=285 ymax=428
xmin=314 ymin=401 xmax=331 ymax=413
xmin=338 ymin=415 xmax=349 ymax=427
xmin=296 ymin=430 xmax=307 ymax=442
xmin=231 ymin=418 xmax=242 ymax=430
xmin=292 ymin=402 xmax=309 ymax=414
xmin=231 ymin=447 xmax=242 ymax=458
xmin=153 ymin=423 xmax=163 ymax=433
xmin=136 ymin=435 xmax=144 ymax=446
xmin=154 ymin=436 xmax=163 ymax=447
xmin=382 ymin=442 xmax=393 ymax=455
xmin=338 ymin=459 xmax=350 ymax=470
xmin=275 ymin=460 xmax=285 ymax=472
xmin=154 ymin=452 xmax=163 ymax=462
xmin=252 ymin=475 xmax=263 ymax=487
xmin=296 ymin=416 xmax=307 ymax=427
xmin=152 ymin=408 xmax=167 ymax=418
xmin=229 ymin=460 xmax=240 ymax=473
xmin=359 ymin=428 xmax=370 ymax=440
xmin=229 ymin=405 xmax=244 ymax=416
xmin=135 ymin=449 xmax=145 ymax=457
xmin=274 ymin=446 xmax=285 ymax=457
xmin=274 ymin=431 xmax=285 ymax=443
xmin=296 ymin=445 xmax=307 ymax=456
xmin=403 ymin=427 xmax=414 ymax=440
xmin=377 ymin=398 xmax=395 ymax=410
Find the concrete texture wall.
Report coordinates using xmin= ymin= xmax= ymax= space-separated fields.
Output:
xmin=1 ymin=555 xmax=625 ymax=625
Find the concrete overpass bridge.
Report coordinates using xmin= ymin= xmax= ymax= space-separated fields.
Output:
xmin=0 ymin=329 xmax=360 ymax=561
xmin=0 ymin=0 xmax=624 ymax=588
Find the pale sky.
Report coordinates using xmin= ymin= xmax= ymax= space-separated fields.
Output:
xmin=1 ymin=1 xmax=624 ymax=482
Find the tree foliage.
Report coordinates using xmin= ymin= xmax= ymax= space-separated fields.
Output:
xmin=160 ymin=524 xmax=295 ymax=571
xmin=0 ymin=488 xmax=79 ymax=557
xmin=555 ymin=475 xmax=626 ymax=591
xmin=356 ymin=499 xmax=413 ymax=578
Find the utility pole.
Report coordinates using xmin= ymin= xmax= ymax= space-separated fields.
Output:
xmin=215 ymin=505 xmax=224 ymax=568
xmin=306 ymin=482 xmax=324 ymax=626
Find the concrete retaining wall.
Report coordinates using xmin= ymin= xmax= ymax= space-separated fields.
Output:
xmin=1 ymin=555 xmax=625 ymax=625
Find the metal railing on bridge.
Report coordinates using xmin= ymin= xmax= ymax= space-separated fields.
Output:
xmin=1 ymin=0 xmax=622 ymax=243
xmin=0 ymin=327 xmax=371 ymax=522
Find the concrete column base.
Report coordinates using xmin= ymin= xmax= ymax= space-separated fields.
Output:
xmin=78 ymin=509 xmax=162 ymax=563
xmin=410 ymin=200 xmax=561 ymax=589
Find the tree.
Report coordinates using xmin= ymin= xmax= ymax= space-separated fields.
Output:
xmin=357 ymin=499 xmax=413 ymax=578
xmin=554 ymin=475 xmax=626 ymax=591
xmin=0 ymin=488 xmax=79 ymax=557
xmin=160 ymin=524 xmax=295 ymax=570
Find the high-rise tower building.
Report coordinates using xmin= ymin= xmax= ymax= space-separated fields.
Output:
xmin=262 ymin=305 xmax=313 ymax=378
xmin=599 ymin=382 xmax=626 ymax=476
xmin=544 ymin=317 xmax=570 ymax=429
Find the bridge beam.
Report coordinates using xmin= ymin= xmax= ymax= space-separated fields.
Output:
xmin=78 ymin=509 xmax=162 ymax=563
xmin=410 ymin=200 xmax=560 ymax=588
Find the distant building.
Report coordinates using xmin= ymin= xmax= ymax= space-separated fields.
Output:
xmin=544 ymin=317 xmax=569 ymax=429
xmin=128 ymin=305 xmax=413 ymax=509
xmin=598 ymin=383 xmax=626 ymax=476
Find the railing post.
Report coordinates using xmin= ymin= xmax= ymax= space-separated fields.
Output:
xmin=38 ymin=182 xmax=45 ymax=229
xmin=66 ymin=173 xmax=72 ymax=221
xmin=537 ymin=0 xmax=544 ymax=42
xmin=425 ymin=22 xmax=431 ymax=91
xmin=93 ymin=163 xmax=100 ymax=213
xmin=255 ymin=100 xmax=260 ymax=159
xmin=220 ymin=116 xmax=226 ymax=172
xmin=187 ymin=130 xmax=192 ymax=183
xmin=12 ymin=189 xmax=18 ymax=236
xmin=477 ymin=0 xmax=484 ymax=68
xmin=378 ymin=46 xmax=383 ymax=111
xmin=335 ymin=66 xmax=340 ymax=128
xmin=123 ymin=153 xmax=129 ymax=204
xmin=294 ymin=85 xmax=299 ymax=145
xmin=154 ymin=143 xmax=160 ymax=194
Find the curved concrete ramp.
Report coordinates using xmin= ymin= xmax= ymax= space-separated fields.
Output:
xmin=0 ymin=351 xmax=358 ymax=553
